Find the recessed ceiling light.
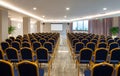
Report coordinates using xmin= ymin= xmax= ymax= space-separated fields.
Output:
xmin=42 ymin=16 xmax=45 ymax=18
xmin=64 ymin=16 xmax=67 ymax=18
xmin=66 ymin=7 xmax=70 ymax=11
xmin=103 ymin=8 xmax=107 ymax=11
xmin=33 ymin=7 xmax=37 ymax=10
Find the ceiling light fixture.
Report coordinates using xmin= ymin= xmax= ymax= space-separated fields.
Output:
xmin=64 ymin=16 xmax=67 ymax=18
xmin=103 ymin=8 xmax=107 ymax=11
xmin=42 ymin=16 xmax=45 ymax=18
xmin=66 ymin=7 xmax=70 ymax=11
xmin=33 ymin=7 xmax=37 ymax=10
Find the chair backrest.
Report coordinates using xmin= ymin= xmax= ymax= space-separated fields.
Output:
xmin=108 ymin=39 xmax=115 ymax=45
xmin=79 ymin=48 xmax=92 ymax=63
xmin=75 ymin=42 xmax=84 ymax=53
xmin=0 ymin=50 xmax=3 ymax=59
xmin=109 ymin=42 xmax=119 ymax=51
xmin=9 ymin=37 xmax=15 ymax=41
xmin=36 ymin=47 xmax=48 ymax=60
xmin=32 ymin=42 xmax=41 ymax=51
xmin=21 ymin=42 xmax=31 ymax=48
xmin=72 ymin=39 xmax=79 ymax=47
xmin=48 ymin=38 xmax=55 ymax=47
xmin=43 ymin=42 xmax=53 ymax=53
xmin=5 ymin=47 xmax=19 ymax=62
xmin=86 ymin=42 xmax=96 ymax=51
xmin=110 ymin=48 xmax=120 ymax=63
xmin=11 ymin=41 xmax=20 ymax=51
xmin=81 ymin=39 xmax=89 ymax=46
xmin=97 ymin=42 xmax=107 ymax=48
xmin=117 ymin=39 xmax=120 ymax=46
xmin=99 ymin=39 xmax=106 ymax=43
xmin=30 ymin=39 xmax=37 ymax=44
xmin=17 ymin=61 xmax=38 ymax=76
xmin=79 ymin=37 xmax=83 ymax=41
xmin=15 ymin=39 xmax=21 ymax=44
xmin=6 ymin=39 xmax=12 ymax=45
xmin=39 ymin=38 xmax=46 ymax=45
xmin=0 ymin=60 xmax=14 ymax=76
xmin=22 ymin=39 xmax=29 ymax=42
xmin=20 ymin=47 xmax=33 ymax=61
xmin=92 ymin=63 xmax=113 ymax=76
xmin=91 ymin=39 xmax=97 ymax=44
xmin=1 ymin=42 xmax=10 ymax=52
xmin=114 ymin=37 xmax=119 ymax=42
xmin=94 ymin=48 xmax=108 ymax=63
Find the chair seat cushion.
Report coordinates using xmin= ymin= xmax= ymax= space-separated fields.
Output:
xmin=84 ymin=69 xmax=91 ymax=76
xmin=39 ymin=68 xmax=44 ymax=76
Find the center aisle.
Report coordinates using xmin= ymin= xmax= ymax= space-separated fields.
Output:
xmin=50 ymin=38 xmax=77 ymax=76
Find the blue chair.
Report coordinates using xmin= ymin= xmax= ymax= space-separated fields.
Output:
xmin=108 ymin=39 xmax=115 ymax=46
xmin=39 ymin=38 xmax=46 ymax=46
xmin=93 ymin=48 xmax=108 ymax=63
xmin=99 ymin=39 xmax=106 ymax=43
xmin=81 ymin=39 xmax=89 ymax=46
xmin=20 ymin=47 xmax=33 ymax=61
xmin=109 ymin=48 xmax=120 ymax=64
xmin=86 ymin=42 xmax=96 ymax=51
xmin=17 ymin=60 xmax=44 ymax=76
xmin=44 ymin=42 xmax=53 ymax=54
xmin=84 ymin=62 xmax=114 ymax=76
xmin=97 ymin=42 xmax=107 ymax=48
xmin=21 ymin=42 xmax=31 ymax=48
xmin=109 ymin=42 xmax=119 ymax=51
xmin=32 ymin=42 xmax=42 ymax=52
xmin=77 ymin=48 xmax=92 ymax=64
xmin=91 ymin=39 xmax=97 ymax=44
xmin=0 ymin=60 xmax=14 ymax=76
xmin=72 ymin=39 xmax=79 ymax=48
xmin=0 ymin=42 xmax=10 ymax=52
xmin=11 ymin=41 xmax=21 ymax=51
xmin=48 ymin=38 xmax=55 ymax=47
xmin=36 ymin=47 xmax=50 ymax=63
xmin=5 ymin=47 xmax=19 ymax=62
xmin=6 ymin=39 xmax=12 ymax=45
xmin=74 ymin=42 xmax=84 ymax=54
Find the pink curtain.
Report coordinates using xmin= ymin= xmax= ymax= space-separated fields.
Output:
xmin=118 ymin=17 xmax=120 ymax=37
xmin=88 ymin=18 xmax=113 ymax=36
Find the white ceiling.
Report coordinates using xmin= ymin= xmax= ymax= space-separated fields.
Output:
xmin=1 ymin=0 xmax=120 ymax=22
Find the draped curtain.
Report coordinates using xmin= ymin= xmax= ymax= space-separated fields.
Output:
xmin=118 ymin=17 xmax=120 ymax=37
xmin=88 ymin=18 xmax=113 ymax=36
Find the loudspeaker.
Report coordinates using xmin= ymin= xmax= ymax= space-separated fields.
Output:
xmin=67 ymin=23 xmax=70 ymax=25
xmin=43 ymin=23 xmax=45 ymax=25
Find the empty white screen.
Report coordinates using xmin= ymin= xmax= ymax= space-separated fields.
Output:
xmin=51 ymin=24 xmax=63 ymax=31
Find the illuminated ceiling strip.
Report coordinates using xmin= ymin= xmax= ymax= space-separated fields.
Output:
xmin=0 ymin=1 xmax=44 ymax=21
xmin=71 ymin=11 xmax=120 ymax=21
xmin=44 ymin=19 xmax=70 ymax=23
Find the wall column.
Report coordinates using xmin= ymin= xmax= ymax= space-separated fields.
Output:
xmin=23 ymin=17 xmax=30 ymax=34
xmin=36 ymin=21 xmax=41 ymax=33
xmin=0 ymin=9 xmax=8 ymax=42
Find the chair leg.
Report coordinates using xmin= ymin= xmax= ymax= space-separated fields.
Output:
xmin=78 ymin=64 xmax=80 ymax=76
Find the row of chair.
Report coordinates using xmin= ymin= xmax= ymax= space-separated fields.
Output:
xmin=0 ymin=32 xmax=60 ymax=76
xmin=67 ymin=33 xmax=120 ymax=76
xmin=0 ymin=60 xmax=45 ymax=76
